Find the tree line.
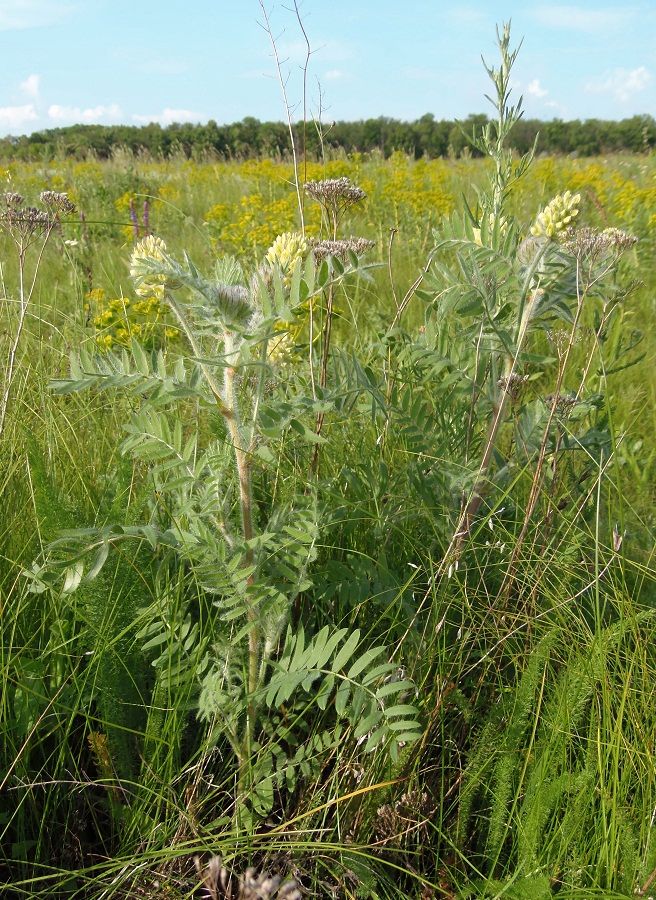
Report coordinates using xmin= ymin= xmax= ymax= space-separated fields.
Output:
xmin=1 ymin=113 xmax=654 ymax=161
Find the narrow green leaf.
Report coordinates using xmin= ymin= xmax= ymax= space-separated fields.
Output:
xmin=331 ymin=630 xmax=361 ymax=673
xmin=353 ymin=709 xmax=382 ymax=739
xmin=347 ymin=646 xmax=386 ymax=680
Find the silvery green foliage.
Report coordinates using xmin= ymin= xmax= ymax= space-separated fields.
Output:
xmin=27 ymin=242 xmax=420 ymax=819
xmin=131 ymin=248 xmax=253 ymax=328
xmin=416 ymin=22 xmax=640 ymax=557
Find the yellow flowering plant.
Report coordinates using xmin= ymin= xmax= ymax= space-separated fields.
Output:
xmin=87 ymin=286 xmax=179 ymax=350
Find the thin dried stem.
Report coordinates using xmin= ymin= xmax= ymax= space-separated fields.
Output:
xmin=258 ymin=1 xmax=305 ymax=235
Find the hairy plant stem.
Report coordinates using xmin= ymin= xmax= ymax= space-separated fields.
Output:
xmin=164 ymin=294 xmax=259 ymax=782
xmin=309 ymin=283 xmax=335 ymax=477
xmin=221 ymin=331 xmax=259 ymax=781
xmin=500 ymin=267 xmax=588 ymax=602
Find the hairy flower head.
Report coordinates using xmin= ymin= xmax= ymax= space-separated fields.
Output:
xmin=530 ymin=190 xmax=581 ymax=239
xmin=129 ymin=235 xmax=169 ymax=300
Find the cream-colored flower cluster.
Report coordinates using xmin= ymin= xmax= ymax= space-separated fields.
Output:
xmin=530 ymin=191 xmax=581 ymax=239
xmin=264 ymin=232 xmax=310 ymax=364
xmin=265 ymin=231 xmax=308 ymax=280
xmin=129 ymin=235 xmax=169 ymax=300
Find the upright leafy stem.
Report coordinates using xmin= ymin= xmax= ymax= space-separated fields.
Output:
xmin=423 ymin=24 xmax=638 ymax=588
xmin=30 ymin=233 xmax=418 ymax=818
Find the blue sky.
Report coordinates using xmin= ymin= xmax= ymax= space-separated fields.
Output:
xmin=1 ymin=1 xmax=654 ymax=136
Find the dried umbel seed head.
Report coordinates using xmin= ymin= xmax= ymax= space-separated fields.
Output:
xmin=311 ymin=236 xmax=375 ymax=262
xmin=601 ymin=226 xmax=638 ymax=252
xmin=545 ymin=392 xmax=577 ymax=418
xmin=375 ymin=789 xmax=436 ymax=843
xmin=498 ymin=372 xmax=530 ymax=402
xmin=561 ymin=225 xmax=638 ymax=258
xmin=40 ymin=190 xmax=76 ymax=216
xmin=2 ymin=205 xmax=52 ymax=240
xmin=194 ymin=855 xmax=301 ymax=900
xmin=374 ymin=803 xmax=398 ymax=842
xmin=530 ymin=190 xmax=581 ymax=239
xmin=3 ymin=192 xmax=24 ymax=209
xmin=304 ymin=177 xmax=366 ymax=206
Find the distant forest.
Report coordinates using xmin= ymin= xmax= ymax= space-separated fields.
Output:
xmin=1 ymin=113 xmax=655 ymax=160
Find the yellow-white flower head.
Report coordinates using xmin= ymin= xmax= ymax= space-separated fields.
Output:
xmin=265 ymin=232 xmax=308 ymax=279
xmin=129 ymin=235 xmax=169 ymax=299
xmin=530 ymin=191 xmax=581 ymax=239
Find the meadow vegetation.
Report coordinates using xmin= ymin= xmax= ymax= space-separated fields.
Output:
xmin=1 ymin=25 xmax=656 ymax=899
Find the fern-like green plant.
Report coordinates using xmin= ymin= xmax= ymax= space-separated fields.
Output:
xmin=459 ymin=610 xmax=656 ymax=893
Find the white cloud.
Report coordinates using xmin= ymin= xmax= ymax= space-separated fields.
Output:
xmin=585 ymin=66 xmax=652 ymax=102
xmin=445 ymin=7 xmax=487 ymax=25
xmin=324 ymin=69 xmax=344 ymax=81
xmin=0 ymin=104 xmax=38 ymax=131
xmin=0 ymin=1 xmax=75 ymax=31
xmin=533 ymin=5 xmax=633 ymax=31
xmin=526 ymin=79 xmax=548 ymax=99
xmin=131 ymin=108 xmax=204 ymax=126
xmin=48 ymin=103 xmax=123 ymax=123
xmin=20 ymin=74 xmax=40 ymax=98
